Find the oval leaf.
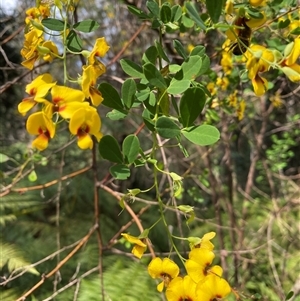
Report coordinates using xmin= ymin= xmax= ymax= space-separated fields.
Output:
xmin=122 ymin=79 xmax=136 ymax=109
xmin=181 ymin=56 xmax=202 ymax=80
xmin=0 ymin=153 xmax=9 ymax=163
xmin=206 ymin=0 xmax=222 ymax=23
xmin=98 ymin=83 xmax=124 ymax=111
xmin=66 ymin=30 xmax=83 ymax=52
xmin=110 ymin=164 xmax=130 ymax=180
xmin=182 ymin=125 xmax=220 ymax=146
xmin=185 ymin=2 xmax=206 ymax=30
xmin=73 ymin=19 xmax=100 ymax=32
xmin=155 ymin=116 xmax=181 ymax=139
xmin=143 ymin=63 xmax=167 ymax=89
xmin=99 ymin=135 xmax=123 ymax=163
xmin=180 ymin=87 xmax=206 ymax=127
xmin=122 ymin=135 xmax=140 ymax=164
xmin=42 ymin=18 xmax=67 ymax=31
xmin=167 ymin=79 xmax=190 ymax=95
xmin=120 ymin=59 xmax=144 ymax=78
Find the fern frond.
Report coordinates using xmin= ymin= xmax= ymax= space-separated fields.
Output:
xmin=0 ymin=242 xmax=39 ymax=275
xmin=76 ymin=258 xmax=161 ymax=301
xmin=0 ymin=214 xmax=16 ymax=226
xmin=0 ymin=288 xmax=19 ymax=301
xmin=0 ymin=193 xmax=42 ymax=210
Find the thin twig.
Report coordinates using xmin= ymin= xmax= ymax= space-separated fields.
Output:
xmin=15 ymin=224 xmax=98 ymax=301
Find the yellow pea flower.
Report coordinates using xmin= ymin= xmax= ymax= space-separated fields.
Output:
xmin=166 ymin=276 xmax=197 ymax=301
xmin=81 ymin=65 xmax=104 ymax=106
xmin=148 ymin=257 xmax=180 ymax=292
xmin=69 ymin=107 xmax=102 ymax=149
xmin=185 ymin=248 xmax=216 ymax=283
xmin=49 ymin=85 xmax=86 ymax=119
xmin=21 ymin=29 xmax=44 ymax=70
xmin=196 ymin=273 xmax=232 ymax=301
xmin=252 ymin=74 xmax=268 ymax=96
xmin=285 ymin=36 xmax=300 ymax=66
xmin=18 ymin=73 xmax=56 ymax=115
xmin=237 ymin=99 xmax=246 ymax=120
xmin=121 ymin=233 xmax=147 ymax=259
xmin=216 ymin=77 xmax=230 ymax=91
xmin=188 ymin=232 xmax=216 ymax=250
xmin=26 ymin=111 xmax=55 ymax=151
xmin=245 ymin=45 xmax=275 ymax=95
xmin=40 ymin=40 xmax=59 ymax=62
xmin=88 ymin=37 xmax=110 ymax=65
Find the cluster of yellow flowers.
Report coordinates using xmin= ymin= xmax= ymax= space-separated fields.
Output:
xmin=21 ymin=4 xmax=58 ymax=70
xmin=19 ymin=2 xmax=110 ymax=151
xmin=224 ymin=0 xmax=300 ymax=96
xmin=122 ymin=232 xmax=233 ymax=301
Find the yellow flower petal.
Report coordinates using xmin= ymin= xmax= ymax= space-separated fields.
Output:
xmin=32 ymin=134 xmax=50 ymax=151
xmin=162 ymin=258 xmax=180 ymax=279
xmin=157 ymin=281 xmax=164 ymax=293
xmin=77 ymin=132 xmax=93 ymax=149
xmin=166 ymin=276 xmax=197 ymax=301
xmin=196 ymin=274 xmax=231 ymax=300
xmin=51 ymin=85 xmax=85 ymax=104
xmin=148 ymin=257 xmax=163 ymax=278
xmin=252 ymin=75 xmax=268 ymax=96
xmin=26 ymin=112 xmax=55 ymax=150
xmin=121 ymin=233 xmax=146 ymax=247
xmin=249 ymin=0 xmax=267 ymax=6
xmin=132 ymin=244 xmax=146 ymax=259
xmin=18 ymin=98 xmax=36 ymax=116
xmin=209 ymin=265 xmax=223 ymax=277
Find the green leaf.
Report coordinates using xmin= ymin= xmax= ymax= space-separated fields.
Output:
xmin=66 ymin=30 xmax=83 ymax=52
xmin=155 ymin=116 xmax=181 ymax=139
xmin=171 ymin=5 xmax=182 ymax=22
xmin=142 ymin=46 xmax=158 ymax=65
xmin=73 ymin=19 xmax=100 ymax=32
xmin=173 ymin=39 xmax=188 ymax=60
xmin=136 ymin=86 xmax=150 ymax=102
xmin=182 ymin=14 xmax=195 ymax=28
xmin=278 ymin=18 xmax=290 ymax=29
xmin=182 ymin=125 xmax=220 ymax=146
xmin=1 ymin=242 xmax=39 ymax=275
xmin=143 ymin=63 xmax=167 ymax=89
xmin=127 ymin=5 xmax=149 ymax=19
xmin=160 ymin=3 xmax=172 ymax=23
xmin=28 ymin=170 xmax=37 ymax=182
xmin=122 ymin=135 xmax=140 ymax=164
xmin=185 ymin=2 xmax=206 ymax=30
xmin=285 ymin=291 xmax=294 ymax=301
xmin=106 ymin=110 xmax=127 ymax=120
xmin=147 ymin=0 xmax=160 ymax=17
xmin=155 ymin=41 xmax=170 ymax=63
xmin=206 ymin=0 xmax=222 ymax=23
xmin=142 ymin=109 xmax=155 ymax=131
xmin=181 ymin=56 xmax=202 ymax=80
xmin=122 ymin=79 xmax=136 ymax=109
xmin=98 ymin=83 xmax=124 ymax=111
xmin=120 ymin=59 xmax=144 ymax=78
xmin=190 ymin=45 xmax=206 ymax=56
xmin=42 ymin=18 xmax=67 ymax=31
xmin=110 ymin=164 xmax=130 ymax=180
xmin=0 ymin=153 xmax=9 ymax=163
xmin=167 ymin=78 xmax=190 ymax=95
xmin=99 ymin=135 xmax=123 ymax=163
xmin=180 ymin=87 xmax=206 ymax=127
xmin=198 ymin=55 xmax=210 ymax=75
